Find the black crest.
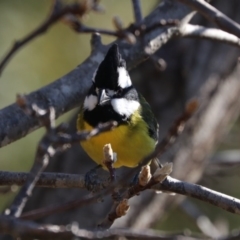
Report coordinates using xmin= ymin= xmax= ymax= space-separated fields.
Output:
xmin=94 ymin=44 xmax=126 ymax=90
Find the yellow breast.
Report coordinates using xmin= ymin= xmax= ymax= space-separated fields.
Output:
xmin=78 ymin=113 xmax=156 ymax=168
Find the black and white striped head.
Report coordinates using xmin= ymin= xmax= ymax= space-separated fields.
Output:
xmin=83 ymin=44 xmax=140 ymax=124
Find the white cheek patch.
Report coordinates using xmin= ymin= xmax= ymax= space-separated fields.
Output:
xmin=111 ymin=98 xmax=140 ymax=117
xmin=83 ymin=94 xmax=98 ymax=111
xmin=117 ymin=67 xmax=132 ymax=88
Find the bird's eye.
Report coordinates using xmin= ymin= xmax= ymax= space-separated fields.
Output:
xmin=116 ymin=87 xmax=123 ymax=96
xmin=106 ymin=89 xmax=115 ymax=97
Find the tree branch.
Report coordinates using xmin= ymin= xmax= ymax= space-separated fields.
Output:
xmin=177 ymin=0 xmax=240 ymax=38
xmin=131 ymin=0 xmax=143 ymax=25
xmin=63 ymin=14 xmax=137 ymax=44
xmin=158 ymin=176 xmax=240 ymax=215
xmin=0 ymin=216 xmax=202 ymax=240
xmin=6 ymin=102 xmax=57 ymax=218
xmin=179 ymin=24 xmax=240 ymax=47
xmin=0 ymin=0 xmax=100 ymax=75
xmin=0 ymin=0 xmax=191 ymax=147
xmin=0 ymin=171 xmax=86 ymax=188
xmin=0 ymin=169 xmax=238 ymax=220
xmin=6 ymin=96 xmax=116 ymax=218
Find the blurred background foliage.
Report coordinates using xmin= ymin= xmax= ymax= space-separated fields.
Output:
xmin=0 ymin=0 xmax=240 ymax=236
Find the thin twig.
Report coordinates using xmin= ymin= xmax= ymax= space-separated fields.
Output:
xmin=158 ymin=176 xmax=240 ymax=215
xmin=152 ymin=99 xmax=198 ymax=159
xmin=118 ymin=99 xmax=198 ymax=189
xmin=7 ymin=149 xmax=50 ymax=218
xmin=1 ymin=166 xmax=239 ymax=223
xmin=179 ymin=24 xmax=240 ymax=47
xmin=143 ymin=19 xmax=180 ymax=34
xmin=99 ymin=164 xmax=172 ymax=229
xmin=51 ymin=121 xmax=117 ymax=144
xmin=2 ymin=167 xmax=240 ymax=219
xmin=20 ymin=191 xmax=104 ymax=220
xmin=64 ymin=14 xmax=120 ymax=37
xmin=131 ymin=0 xmax=143 ymax=25
xmin=0 ymin=0 xmax=95 ymax=74
xmin=7 ymin=95 xmax=116 ymax=218
xmin=7 ymin=101 xmax=57 ymax=217
xmin=0 ymin=171 xmax=101 ymax=189
xmin=64 ymin=14 xmax=137 ymax=44
xmin=177 ymin=0 xmax=240 ymax=38
xmin=0 ymin=216 xmax=202 ymax=240
xmin=14 ymin=172 xmax=240 ymax=220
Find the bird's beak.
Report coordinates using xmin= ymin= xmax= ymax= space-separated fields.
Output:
xmin=98 ymin=89 xmax=110 ymax=105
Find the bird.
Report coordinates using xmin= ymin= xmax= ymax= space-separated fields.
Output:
xmin=77 ymin=44 xmax=158 ymax=169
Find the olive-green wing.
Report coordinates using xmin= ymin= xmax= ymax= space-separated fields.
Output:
xmin=77 ymin=104 xmax=84 ymax=130
xmin=139 ymin=94 xmax=159 ymax=141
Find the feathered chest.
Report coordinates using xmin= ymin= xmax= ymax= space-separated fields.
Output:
xmin=77 ymin=109 xmax=156 ymax=168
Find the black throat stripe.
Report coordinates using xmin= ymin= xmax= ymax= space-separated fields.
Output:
xmin=84 ymin=86 xmax=139 ymax=127
xmin=84 ymin=104 xmax=127 ymax=127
